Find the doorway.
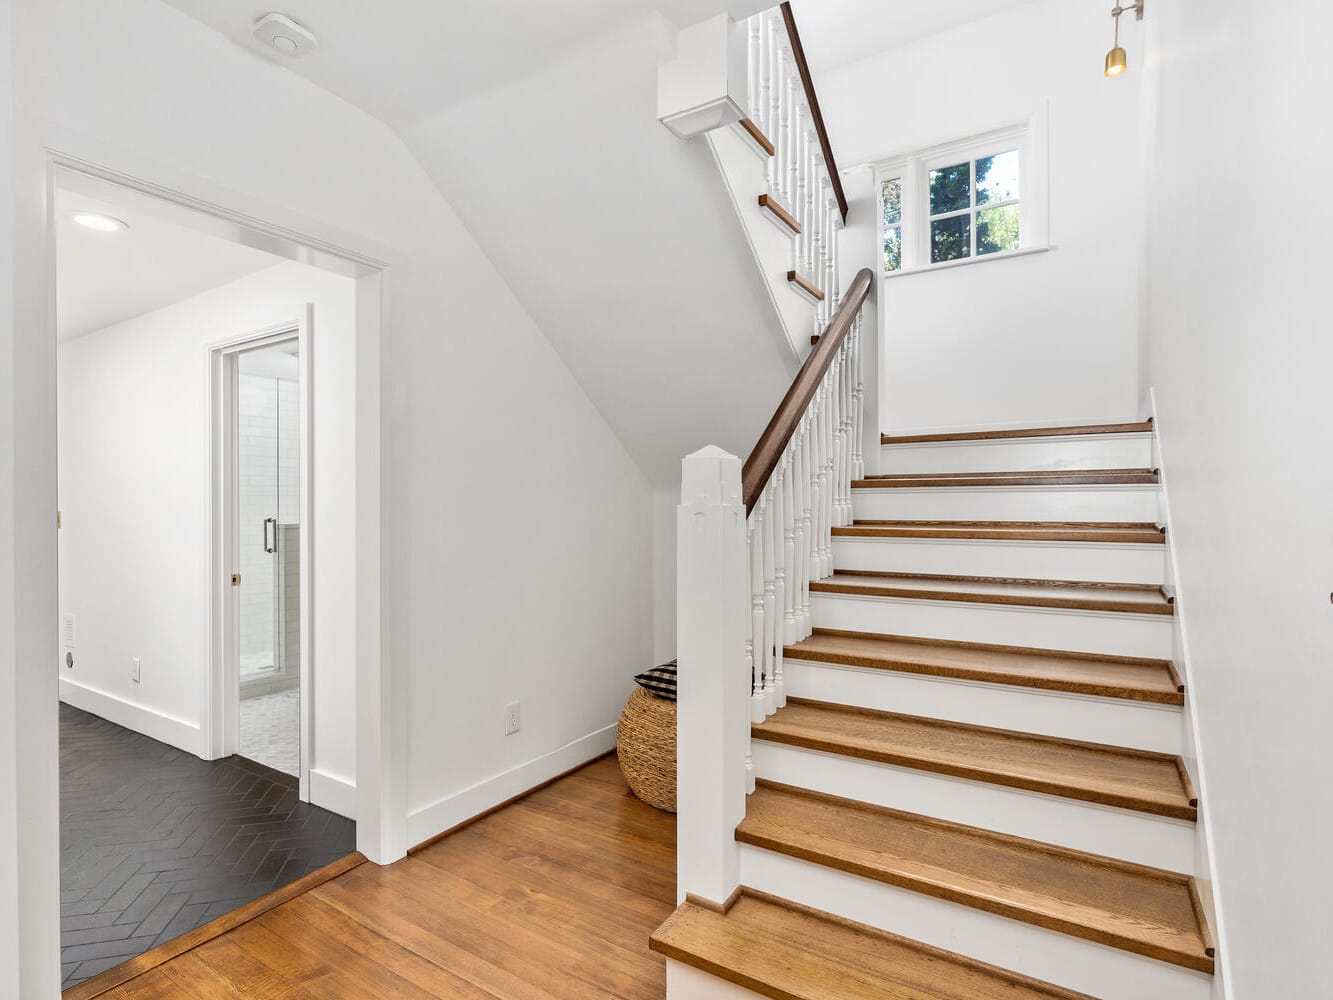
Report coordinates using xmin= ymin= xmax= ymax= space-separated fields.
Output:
xmin=232 ymin=336 xmax=307 ymax=782
xmin=50 ymin=162 xmax=379 ymax=990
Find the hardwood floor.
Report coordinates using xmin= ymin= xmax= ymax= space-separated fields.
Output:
xmin=82 ymin=755 xmax=677 ymax=999
xmin=60 ymin=705 xmax=356 ymax=991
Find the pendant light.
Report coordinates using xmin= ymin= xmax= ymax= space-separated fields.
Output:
xmin=1105 ymin=1 xmax=1145 ymax=78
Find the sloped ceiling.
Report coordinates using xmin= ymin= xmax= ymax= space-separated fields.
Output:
xmin=788 ymin=0 xmax=1035 ymax=74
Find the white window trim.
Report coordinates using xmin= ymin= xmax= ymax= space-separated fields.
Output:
xmin=874 ymin=111 xmax=1050 ymax=277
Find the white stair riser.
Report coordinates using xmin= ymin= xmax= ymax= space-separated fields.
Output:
xmin=739 ymin=847 xmax=1211 ymax=1000
xmin=666 ymin=961 xmax=765 ymax=1000
xmin=752 ymin=741 xmax=1196 ymax=873
xmin=852 ymin=484 xmax=1159 ymax=523
xmin=833 ymin=536 xmax=1166 ymax=584
xmin=783 ymin=658 xmax=1183 ymax=755
xmin=880 ymin=433 xmax=1153 ymax=474
xmin=810 ymin=593 xmax=1173 ymax=659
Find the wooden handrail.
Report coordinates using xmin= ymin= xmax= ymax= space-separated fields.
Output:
xmin=741 ymin=268 xmax=874 ymax=512
xmin=780 ymin=2 xmax=848 ymax=222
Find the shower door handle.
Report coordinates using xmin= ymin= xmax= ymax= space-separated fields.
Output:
xmin=263 ymin=517 xmax=277 ymax=554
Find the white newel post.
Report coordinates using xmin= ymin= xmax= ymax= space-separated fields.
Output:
xmin=676 ymin=446 xmax=749 ymax=907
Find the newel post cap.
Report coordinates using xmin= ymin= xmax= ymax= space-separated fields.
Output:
xmin=680 ymin=446 xmax=742 ymax=507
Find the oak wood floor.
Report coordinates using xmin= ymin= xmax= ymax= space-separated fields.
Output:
xmin=86 ymin=755 xmax=677 ymax=999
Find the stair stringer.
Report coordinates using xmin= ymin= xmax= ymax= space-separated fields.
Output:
xmin=707 ymin=122 xmax=817 ymax=359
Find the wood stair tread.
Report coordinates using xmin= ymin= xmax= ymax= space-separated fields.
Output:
xmin=786 ymin=629 xmax=1183 ymax=704
xmin=854 ymin=468 xmax=1159 ymax=488
xmin=811 ymin=571 xmax=1174 ymax=616
xmin=738 ymin=782 xmax=1214 ymax=974
xmin=650 ymin=890 xmax=1094 ymax=999
xmin=834 ymin=520 xmax=1166 ymax=543
xmin=752 ymin=698 xmax=1197 ymax=820
xmin=883 ymin=420 xmax=1154 ymax=445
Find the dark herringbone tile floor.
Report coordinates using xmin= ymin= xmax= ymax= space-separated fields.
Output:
xmin=59 ymin=704 xmax=356 ymax=990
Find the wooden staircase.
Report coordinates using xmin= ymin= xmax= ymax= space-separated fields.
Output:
xmin=654 ymin=420 xmax=1215 ymax=999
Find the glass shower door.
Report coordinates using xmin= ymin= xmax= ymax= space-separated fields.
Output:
xmin=236 ymin=344 xmax=301 ymax=775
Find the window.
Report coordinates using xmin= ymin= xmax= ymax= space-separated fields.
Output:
xmin=881 ymin=177 xmax=902 ymax=272
xmin=876 ymin=118 xmax=1047 ymax=275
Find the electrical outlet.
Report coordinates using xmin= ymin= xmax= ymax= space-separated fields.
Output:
xmin=131 ymin=657 xmax=141 ymax=684
xmin=504 ymin=701 xmax=521 ymax=735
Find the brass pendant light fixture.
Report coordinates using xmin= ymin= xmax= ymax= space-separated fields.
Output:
xmin=1105 ymin=0 xmax=1145 ymax=77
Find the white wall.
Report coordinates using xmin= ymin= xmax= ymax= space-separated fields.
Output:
xmin=652 ymin=488 xmax=679 ymax=664
xmin=6 ymin=1 xmax=657 ymax=990
xmin=1 ymin=2 xmax=50 ymax=994
xmin=819 ymin=0 xmax=1143 ymax=434
xmin=1138 ymin=1 xmax=1333 ymax=994
xmin=57 ymin=261 xmax=360 ymax=810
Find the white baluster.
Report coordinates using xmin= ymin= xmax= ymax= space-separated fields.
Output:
xmin=782 ymin=442 xmax=798 ymax=650
xmin=749 ymin=501 xmax=767 ymax=724
xmin=796 ymin=417 xmax=812 ymax=636
xmin=807 ymin=138 xmax=821 ymax=281
xmin=826 ymin=204 xmax=837 ymax=312
xmin=831 ymin=354 xmax=846 ymax=531
xmin=761 ymin=481 xmax=777 ymax=716
xmin=843 ymin=340 xmax=855 ymax=525
xmin=815 ymin=378 xmax=826 ymax=578
xmin=744 ymin=514 xmax=756 ymax=706
xmin=764 ymin=13 xmax=778 ymax=195
xmin=769 ymin=468 xmax=786 ymax=712
xmin=831 ymin=351 xmax=844 ymax=530
xmin=775 ymin=47 xmax=790 ymax=206
xmin=813 ymin=392 xmax=825 ymax=582
xmin=852 ymin=320 xmax=865 ymax=481
xmin=828 ymin=198 xmax=838 ymax=322
xmin=845 ymin=336 xmax=857 ymax=522
xmin=747 ymin=17 xmax=762 ymax=124
xmin=825 ymin=192 xmax=836 ymax=328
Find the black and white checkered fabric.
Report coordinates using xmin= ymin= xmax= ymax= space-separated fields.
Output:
xmin=633 ymin=660 xmax=677 ymax=702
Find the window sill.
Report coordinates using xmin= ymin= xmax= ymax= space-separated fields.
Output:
xmin=882 ymin=243 xmax=1053 ymax=280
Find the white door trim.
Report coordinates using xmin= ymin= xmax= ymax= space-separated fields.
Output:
xmin=206 ymin=316 xmax=313 ymax=799
xmin=46 ymin=154 xmax=404 ymax=864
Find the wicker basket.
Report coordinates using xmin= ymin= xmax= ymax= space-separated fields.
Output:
xmin=616 ymin=687 xmax=676 ymax=813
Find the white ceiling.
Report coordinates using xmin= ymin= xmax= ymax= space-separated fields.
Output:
xmin=788 ymin=0 xmax=1035 ymax=74
xmin=156 ymin=0 xmax=751 ymax=129
xmin=56 ymin=189 xmax=281 ymax=341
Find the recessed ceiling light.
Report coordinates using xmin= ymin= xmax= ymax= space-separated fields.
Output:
xmin=72 ymin=213 xmax=129 ymax=233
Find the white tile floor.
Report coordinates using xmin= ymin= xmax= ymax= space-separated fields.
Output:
xmin=239 ymin=688 xmax=299 ymax=777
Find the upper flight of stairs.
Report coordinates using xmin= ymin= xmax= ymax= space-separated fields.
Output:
xmin=654 ymin=420 xmax=1216 ymax=1000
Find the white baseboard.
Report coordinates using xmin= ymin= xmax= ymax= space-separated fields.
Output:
xmin=1147 ymin=388 xmax=1231 ymax=999
xmin=406 ymin=724 xmax=618 ymax=848
xmin=59 ymin=677 xmax=204 ymax=757
xmin=310 ymin=768 xmax=356 ymax=821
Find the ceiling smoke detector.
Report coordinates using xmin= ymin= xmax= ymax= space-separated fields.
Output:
xmin=254 ymin=13 xmax=318 ymax=59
